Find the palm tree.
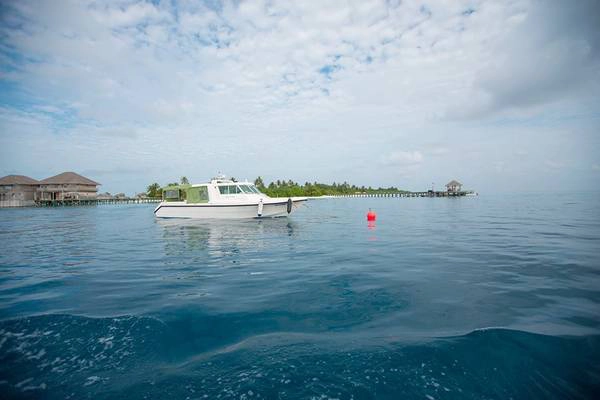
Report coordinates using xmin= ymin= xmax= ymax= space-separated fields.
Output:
xmin=254 ymin=176 xmax=265 ymax=189
xmin=147 ymin=183 xmax=161 ymax=198
xmin=180 ymin=176 xmax=189 ymax=185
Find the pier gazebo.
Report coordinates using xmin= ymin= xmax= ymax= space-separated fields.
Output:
xmin=445 ymin=180 xmax=462 ymax=193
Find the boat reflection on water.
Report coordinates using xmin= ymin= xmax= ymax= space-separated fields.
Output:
xmin=156 ymin=217 xmax=298 ymax=259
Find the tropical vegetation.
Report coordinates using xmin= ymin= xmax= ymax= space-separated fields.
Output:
xmin=146 ymin=176 xmax=407 ymax=198
xmin=146 ymin=182 xmax=161 ymax=198
xmin=254 ymin=177 xmax=407 ymax=197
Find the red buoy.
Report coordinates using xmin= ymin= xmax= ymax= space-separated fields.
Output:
xmin=367 ymin=209 xmax=377 ymax=221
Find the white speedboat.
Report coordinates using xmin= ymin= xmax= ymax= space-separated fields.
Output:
xmin=154 ymin=176 xmax=307 ymax=219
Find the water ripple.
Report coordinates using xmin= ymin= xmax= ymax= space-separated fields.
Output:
xmin=1 ymin=194 xmax=599 ymax=397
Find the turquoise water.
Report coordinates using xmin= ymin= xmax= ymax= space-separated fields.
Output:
xmin=1 ymin=194 xmax=599 ymax=399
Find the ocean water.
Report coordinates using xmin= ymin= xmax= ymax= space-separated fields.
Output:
xmin=1 ymin=194 xmax=599 ymax=399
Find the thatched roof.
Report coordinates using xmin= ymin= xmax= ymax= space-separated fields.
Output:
xmin=0 ymin=175 xmax=40 ymax=185
xmin=40 ymin=172 xmax=100 ymax=186
xmin=446 ymin=180 xmax=462 ymax=187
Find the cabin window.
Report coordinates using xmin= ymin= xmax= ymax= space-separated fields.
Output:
xmin=164 ymin=189 xmax=180 ymax=201
xmin=239 ymin=185 xmax=253 ymax=194
xmin=219 ymin=185 xmax=242 ymax=195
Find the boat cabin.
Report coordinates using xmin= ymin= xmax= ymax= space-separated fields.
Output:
xmin=162 ymin=179 xmax=263 ymax=203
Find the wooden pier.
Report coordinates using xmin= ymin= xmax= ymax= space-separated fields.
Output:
xmin=333 ymin=191 xmax=476 ymax=198
xmin=35 ymin=198 xmax=161 ymax=207
xmin=32 ymin=191 xmax=476 ymax=207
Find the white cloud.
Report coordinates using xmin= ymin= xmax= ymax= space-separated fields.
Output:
xmin=429 ymin=147 xmax=449 ymax=156
xmin=515 ymin=149 xmax=529 ymax=157
xmin=0 ymin=0 xmax=598 ymax=193
xmin=381 ymin=150 xmax=424 ymax=166
xmin=446 ymin=0 xmax=600 ymax=119
xmin=545 ymin=160 xmax=566 ymax=170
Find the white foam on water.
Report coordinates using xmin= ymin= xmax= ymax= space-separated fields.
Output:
xmin=15 ymin=377 xmax=33 ymax=388
xmin=28 ymin=348 xmax=46 ymax=360
xmin=83 ymin=376 xmax=101 ymax=386
xmin=98 ymin=335 xmax=114 ymax=350
xmin=23 ymin=382 xmax=47 ymax=391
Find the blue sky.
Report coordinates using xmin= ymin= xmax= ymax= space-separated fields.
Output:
xmin=1 ymin=0 xmax=599 ymax=194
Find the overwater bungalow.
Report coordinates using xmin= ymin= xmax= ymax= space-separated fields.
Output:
xmin=0 ymin=175 xmax=40 ymax=207
xmin=37 ymin=172 xmax=100 ymax=201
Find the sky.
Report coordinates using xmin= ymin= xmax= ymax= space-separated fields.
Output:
xmin=1 ymin=0 xmax=599 ymax=194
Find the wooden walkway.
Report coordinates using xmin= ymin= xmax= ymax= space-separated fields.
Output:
xmin=32 ymin=192 xmax=476 ymax=207
xmin=333 ymin=191 xmax=475 ymax=198
xmin=35 ymin=198 xmax=161 ymax=207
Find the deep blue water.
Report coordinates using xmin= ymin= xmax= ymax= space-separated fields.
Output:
xmin=1 ymin=194 xmax=599 ymax=399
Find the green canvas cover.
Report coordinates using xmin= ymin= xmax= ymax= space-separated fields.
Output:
xmin=186 ymin=186 xmax=209 ymax=203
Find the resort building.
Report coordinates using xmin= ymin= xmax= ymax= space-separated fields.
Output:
xmin=37 ymin=172 xmax=100 ymax=201
xmin=445 ymin=180 xmax=463 ymax=193
xmin=0 ymin=171 xmax=160 ymax=207
xmin=0 ymin=175 xmax=40 ymax=207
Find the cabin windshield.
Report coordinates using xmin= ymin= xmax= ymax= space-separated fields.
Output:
xmin=238 ymin=185 xmax=255 ymax=194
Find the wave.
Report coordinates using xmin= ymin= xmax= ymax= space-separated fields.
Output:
xmin=1 ymin=314 xmax=599 ymax=399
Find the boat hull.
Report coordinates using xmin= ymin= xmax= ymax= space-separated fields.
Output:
xmin=154 ymin=199 xmax=305 ymax=219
